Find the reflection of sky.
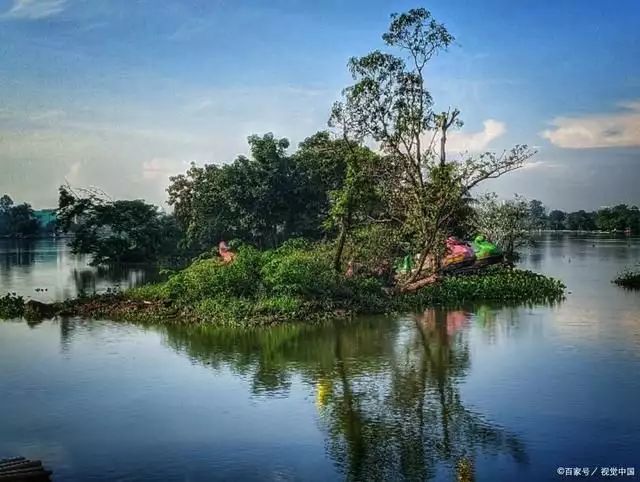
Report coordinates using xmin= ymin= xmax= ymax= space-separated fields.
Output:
xmin=0 ymin=238 xmax=157 ymax=302
xmin=460 ymin=235 xmax=640 ymax=476
xmin=519 ymin=234 xmax=640 ymax=349
xmin=0 ymin=320 xmax=335 ymax=482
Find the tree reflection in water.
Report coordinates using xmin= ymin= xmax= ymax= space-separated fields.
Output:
xmin=161 ymin=308 xmax=527 ymax=481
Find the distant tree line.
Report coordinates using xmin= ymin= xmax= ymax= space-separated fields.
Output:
xmin=0 ymin=194 xmax=56 ymax=237
xmin=528 ymin=200 xmax=640 ymax=232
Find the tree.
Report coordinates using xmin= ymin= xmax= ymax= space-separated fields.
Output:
xmin=323 ymin=141 xmax=391 ymax=272
xmin=167 ymin=132 xmax=383 ymax=252
xmin=168 ymin=134 xmax=305 ymax=249
xmin=331 ymin=8 xmax=534 ymax=286
xmin=547 ymin=210 xmax=566 ymax=230
xmin=474 ymin=193 xmax=532 ymax=261
xmin=0 ymin=195 xmax=13 ymax=234
xmin=0 ymin=194 xmax=40 ymax=237
xmin=57 ymin=186 xmax=182 ymax=264
xmin=528 ymin=199 xmax=547 ymax=229
xmin=565 ymin=210 xmax=596 ymax=231
xmin=596 ymin=204 xmax=640 ymax=232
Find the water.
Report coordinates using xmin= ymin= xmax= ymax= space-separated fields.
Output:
xmin=1 ymin=235 xmax=639 ymax=481
xmin=0 ymin=238 xmax=158 ymax=302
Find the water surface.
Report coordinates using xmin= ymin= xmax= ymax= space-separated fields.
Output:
xmin=0 ymin=238 xmax=157 ymax=301
xmin=1 ymin=235 xmax=639 ymax=481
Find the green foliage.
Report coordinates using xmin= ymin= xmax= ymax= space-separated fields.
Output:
xmin=0 ymin=194 xmax=41 ymax=237
xmin=543 ymin=204 xmax=639 ymax=232
xmin=163 ymin=245 xmax=263 ymax=303
xmin=57 ymin=186 xmax=183 ymax=264
xmin=120 ymin=241 xmax=564 ymax=325
xmin=167 ymin=132 xmax=367 ymax=250
xmin=547 ymin=210 xmax=567 ymax=230
xmin=331 ymin=9 xmax=534 ymax=285
xmin=261 ymin=244 xmax=337 ymax=298
xmin=399 ymin=267 xmax=565 ymax=307
xmin=0 ymin=293 xmax=25 ymax=318
xmin=613 ymin=269 xmax=640 ymax=289
xmin=474 ymin=193 xmax=532 ymax=260
xmin=596 ymin=205 xmax=640 ymax=232
xmin=528 ymin=199 xmax=547 ymax=229
xmin=566 ymin=210 xmax=597 ymax=231
xmin=342 ymin=223 xmax=404 ymax=274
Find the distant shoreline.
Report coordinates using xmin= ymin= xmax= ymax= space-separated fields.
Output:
xmin=0 ymin=234 xmax=73 ymax=240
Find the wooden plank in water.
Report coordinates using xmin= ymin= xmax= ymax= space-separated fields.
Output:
xmin=0 ymin=462 xmax=42 ymax=472
xmin=0 ymin=471 xmax=52 ymax=481
xmin=0 ymin=457 xmax=50 ymax=482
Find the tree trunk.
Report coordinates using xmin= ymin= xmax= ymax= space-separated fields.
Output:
xmin=333 ymin=222 xmax=348 ymax=273
xmin=440 ymin=127 xmax=447 ymax=167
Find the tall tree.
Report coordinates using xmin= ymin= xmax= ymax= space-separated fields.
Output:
xmin=332 ymin=8 xmax=534 ymax=286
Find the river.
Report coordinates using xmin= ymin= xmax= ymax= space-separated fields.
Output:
xmin=1 ymin=236 xmax=639 ymax=481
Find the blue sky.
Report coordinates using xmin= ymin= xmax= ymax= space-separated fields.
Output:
xmin=1 ymin=0 xmax=639 ymax=210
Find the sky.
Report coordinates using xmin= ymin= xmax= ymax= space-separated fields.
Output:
xmin=0 ymin=0 xmax=639 ymax=211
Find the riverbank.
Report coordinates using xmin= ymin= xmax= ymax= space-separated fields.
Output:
xmin=1 ymin=244 xmax=565 ymax=324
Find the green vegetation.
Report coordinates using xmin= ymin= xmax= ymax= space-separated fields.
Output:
xmin=529 ymin=200 xmax=640 ymax=233
xmin=0 ymin=245 xmax=564 ymax=323
xmin=0 ymin=195 xmax=42 ymax=237
xmin=119 ymin=243 xmax=564 ymax=325
xmin=167 ymin=132 xmax=351 ymax=250
xmin=613 ymin=269 xmax=640 ymax=289
xmin=0 ymin=8 xmax=567 ymax=324
xmin=53 ymin=8 xmax=537 ymax=282
xmin=57 ymin=186 xmax=183 ymax=264
xmin=475 ymin=193 xmax=533 ymax=261
xmin=0 ymin=293 xmax=25 ymax=319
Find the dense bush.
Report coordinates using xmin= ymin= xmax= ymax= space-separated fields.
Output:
xmin=123 ymin=242 xmax=564 ymax=325
xmin=399 ymin=267 xmax=566 ymax=308
xmin=162 ymin=245 xmax=263 ymax=303
xmin=261 ymin=242 xmax=337 ymax=298
xmin=0 ymin=293 xmax=25 ymax=319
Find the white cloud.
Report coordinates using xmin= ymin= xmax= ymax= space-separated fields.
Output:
xmin=446 ymin=119 xmax=506 ymax=152
xmin=519 ymin=160 xmax=560 ymax=171
xmin=2 ymin=0 xmax=68 ymax=19
xmin=142 ymin=158 xmax=190 ymax=181
xmin=541 ymin=100 xmax=640 ymax=149
xmin=420 ymin=119 xmax=506 ymax=154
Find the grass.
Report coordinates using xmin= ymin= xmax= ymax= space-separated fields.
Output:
xmin=2 ymin=242 xmax=566 ymax=324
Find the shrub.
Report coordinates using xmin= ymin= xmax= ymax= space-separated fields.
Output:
xmin=0 ymin=293 xmax=25 ymax=319
xmin=121 ymin=244 xmax=565 ymax=325
xmin=613 ymin=269 xmax=640 ymax=289
xmin=261 ymin=246 xmax=337 ymax=298
xmin=399 ymin=267 xmax=565 ymax=308
xmin=165 ymin=245 xmax=264 ymax=303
